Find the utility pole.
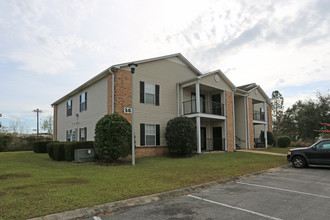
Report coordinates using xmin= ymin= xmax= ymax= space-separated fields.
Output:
xmin=33 ymin=109 xmax=42 ymax=139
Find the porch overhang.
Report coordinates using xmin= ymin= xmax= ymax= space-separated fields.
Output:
xmin=185 ymin=113 xmax=226 ymax=120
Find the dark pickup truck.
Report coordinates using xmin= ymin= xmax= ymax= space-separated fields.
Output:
xmin=287 ymin=139 xmax=330 ymax=168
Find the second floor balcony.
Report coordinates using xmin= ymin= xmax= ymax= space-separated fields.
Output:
xmin=183 ymin=99 xmax=225 ymax=116
xmin=253 ymin=110 xmax=265 ymax=121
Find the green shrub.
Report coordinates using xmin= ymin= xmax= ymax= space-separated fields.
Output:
xmin=0 ymin=135 xmax=13 ymax=152
xmin=276 ymin=136 xmax=291 ymax=148
xmin=260 ymin=131 xmax=275 ymax=146
xmin=94 ymin=113 xmax=132 ymax=162
xmin=53 ymin=142 xmax=65 ymax=161
xmin=65 ymin=141 xmax=94 ymax=162
xmin=291 ymin=141 xmax=312 ymax=148
xmin=165 ymin=117 xmax=196 ymax=156
xmin=47 ymin=142 xmax=59 ymax=160
xmin=32 ymin=141 xmax=51 ymax=153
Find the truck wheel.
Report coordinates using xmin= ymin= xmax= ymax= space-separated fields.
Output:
xmin=292 ymin=156 xmax=306 ymax=168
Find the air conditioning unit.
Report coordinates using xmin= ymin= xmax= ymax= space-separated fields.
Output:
xmin=74 ymin=148 xmax=95 ymax=163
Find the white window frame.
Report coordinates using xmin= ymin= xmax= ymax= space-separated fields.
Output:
xmin=145 ymin=83 xmax=155 ymax=105
xmin=145 ymin=124 xmax=156 ymax=146
xmin=80 ymin=92 xmax=87 ymax=111
xmin=67 ymin=100 xmax=72 ymax=116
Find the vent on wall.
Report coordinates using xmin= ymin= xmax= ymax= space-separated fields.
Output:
xmin=74 ymin=149 xmax=95 ymax=163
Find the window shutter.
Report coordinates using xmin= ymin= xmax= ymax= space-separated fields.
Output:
xmin=140 ymin=81 xmax=144 ymax=103
xmin=79 ymin=95 xmax=82 ymax=112
xmin=79 ymin=128 xmax=81 ymax=141
xmin=140 ymin=123 xmax=145 ymax=146
xmin=155 ymin=85 xmax=160 ymax=106
xmin=66 ymin=102 xmax=68 ymax=116
xmin=66 ymin=130 xmax=68 ymax=141
xmin=85 ymin=127 xmax=87 ymax=141
xmin=85 ymin=92 xmax=87 ymax=110
xmin=156 ymin=124 xmax=160 ymax=146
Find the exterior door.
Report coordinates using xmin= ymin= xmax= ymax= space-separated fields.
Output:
xmin=201 ymin=127 xmax=206 ymax=151
xmin=213 ymin=127 xmax=223 ymax=151
xmin=212 ymin=94 xmax=221 ymax=115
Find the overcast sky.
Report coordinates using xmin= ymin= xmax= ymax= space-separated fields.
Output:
xmin=1 ymin=0 xmax=329 ymax=133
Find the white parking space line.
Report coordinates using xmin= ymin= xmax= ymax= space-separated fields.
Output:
xmin=237 ymin=182 xmax=330 ymax=199
xmin=187 ymin=195 xmax=283 ymax=220
xmin=93 ymin=216 xmax=102 ymax=220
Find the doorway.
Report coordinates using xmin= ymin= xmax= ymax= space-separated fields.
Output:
xmin=213 ymin=127 xmax=223 ymax=151
xmin=201 ymin=127 xmax=206 ymax=151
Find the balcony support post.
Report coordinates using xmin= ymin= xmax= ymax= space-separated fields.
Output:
xmin=180 ymin=86 xmax=184 ymax=116
xmin=196 ymin=116 xmax=201 ymax=153
xmin=195 ymin=83 xmax=200 ymax=113
xmin=264 ymin=101 xmax=268 ymax=148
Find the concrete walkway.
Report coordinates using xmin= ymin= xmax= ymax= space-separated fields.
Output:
xmin=236 ymin=149 xmax=287 ymax=156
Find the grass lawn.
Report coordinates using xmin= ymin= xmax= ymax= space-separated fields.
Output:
xmin=253 ymin=147 xmax=298 ymax=154
xmin=0 ymin=151 xmax=287 ymax=219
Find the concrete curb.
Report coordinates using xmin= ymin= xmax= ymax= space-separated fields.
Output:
xmin=29 ymin=164 xmax=290 ymax=220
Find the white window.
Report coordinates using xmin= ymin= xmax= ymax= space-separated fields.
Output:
xmin=145 ymin=83 xmax=155 ymax=104
xmin=80 ymin=92 xmax=87 ymax=111
xmin=67 ymin=100 xmax=72 ymax=116
xmin=145 ymin=124 xmax=156 ymax=146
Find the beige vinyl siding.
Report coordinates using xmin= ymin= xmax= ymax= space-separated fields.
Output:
xmin=254 ymin=124 xmax=264 ymax=138
xmin=122 ymin=58 xmax=198 ymax=147
xmin=56 ymin=77 xmax=108 ymax=141
xmin=234 ymin=96 xmax=247 ymax=148
xmin=198 ymin=73 xmax=232 ymax=91
xmin=249 ymin=88 xmax=266 ymax=102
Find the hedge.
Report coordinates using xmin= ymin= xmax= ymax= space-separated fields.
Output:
xmin=47 ymin=142 xmax=59 ymax=160
xmin=65 ymin=141 xmax=94 ymax=162
xmin=53 ymin=142 xmax=66 ymax=161
xmin=33 ymin=141 xmax=51 ymax=153
xmin=277 ymin=136 xmax=291 ymax=148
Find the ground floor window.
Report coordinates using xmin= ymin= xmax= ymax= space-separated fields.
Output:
xmin=140 ymin=123 xmax=160 ymax=146
xmin=79 ymin=127 xmax=87 ymax=141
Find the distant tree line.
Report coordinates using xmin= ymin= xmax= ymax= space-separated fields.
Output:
xmin=271 ymin=91 xmax=330 ymax=143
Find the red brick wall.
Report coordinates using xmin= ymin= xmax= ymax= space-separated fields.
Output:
xmin=114 ymin=70 xmax=132 ymax=123
xmin=135 ymin=146 xmax=168 ymax=157
xmin=267 ymin=106 xmax=273 ymax=132
xmin=226 ymin=91 xmax=234 ymax=152
xmin=53 ymin=105 xmax=58 ymax=141
xmin=107 ymin=73 xmax=113 ymax=114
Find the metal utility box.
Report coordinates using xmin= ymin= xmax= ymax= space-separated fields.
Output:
xmin=74 ymin=148 xmax=95 ymax=162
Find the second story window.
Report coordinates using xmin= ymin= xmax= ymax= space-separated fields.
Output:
xmin=80 ymin=92 xmax=87 ymax=112
xmin=67 ymin=100 xmax=72 ymax=116
xmin=140 ymin=81 xmax=159 ymax=106
xmin=145 ymin=83 xmax=155 ymax=104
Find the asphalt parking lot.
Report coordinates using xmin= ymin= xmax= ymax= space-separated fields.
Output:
xmin=89 ymin=166 xmax=330 ymax=220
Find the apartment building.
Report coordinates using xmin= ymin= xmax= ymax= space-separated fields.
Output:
xmin=51 ymin=53 xmax=272 ymax=157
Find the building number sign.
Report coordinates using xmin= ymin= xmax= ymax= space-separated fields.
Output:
xmin=124 ymin=107 xmax=132 ymax=114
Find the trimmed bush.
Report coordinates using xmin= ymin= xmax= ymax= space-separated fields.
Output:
xmin=94 ymin=113 xmax=132 ymax=162
xmin=53 ymin=142 xmax=65 ymax=161
xmin=260 ymin=131 xmax=275 ymax=146
xmin=276 ymin=136 xmax=291 ymax=148
xmin=47 ymin=142 xmax=59 ymax=160
xmin=32 ymin=141 xmax=51 ymax=153
xmin=165 ymin=117 xmax=196 ymax=156
xmin=0 ymin=135 xmax=12 ymax=152
xmin=65 ymin=141 xmax=94 ymax=162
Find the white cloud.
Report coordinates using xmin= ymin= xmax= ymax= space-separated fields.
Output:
xmin=1 ymin=0 xmax=330 ymax=132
